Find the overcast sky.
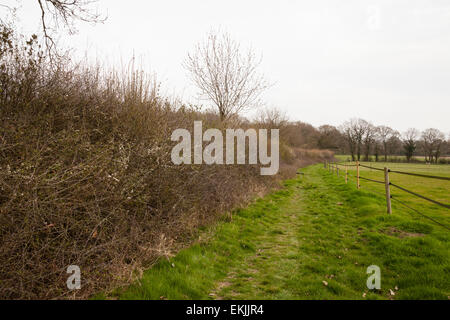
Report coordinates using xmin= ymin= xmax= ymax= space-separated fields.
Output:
xmin=8 ymin=0 xmax=450 ymax=133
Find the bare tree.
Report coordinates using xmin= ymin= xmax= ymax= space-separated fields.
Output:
xmin=363 ymin=122 xmax=376 ymax=161
xmin=317 ymin=125 xmax=341 ymax=150
xmin=256 ymin=107 xmax=288 ymax=129
xmin=340 ymin=119 xmax=369 ymax=161
xmin=282 ymin=121 xmax=320 ymax=149
xmin=373 ymin=138 xmax=381 ymax=162
xmin=184 ymin=30 xmax=270 ymax=121
xmin=421 ymin=128 xmax=445 ymax=163
xmin=386 ymin=131 xmax=402 ymax=155
xmin=340 ymin=120 xmax=356 ymax=161
xmin=354 ymin=119 xmax=370 ymax=161
xmin=377 ymin=125 xmax=398 ymax=162
xmin=402 ymin=128 xmax=419 ymax=162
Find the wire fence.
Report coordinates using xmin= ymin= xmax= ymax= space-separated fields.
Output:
xmin=324 ymin=161 xmax=450 ymax=231
xmin=359 ymin=176 xmax=384 ymax=184
xmin=358 ymin=164 xmax=385 ymax=172
xmin=388 ymin=170 xmax=450 ymax=181
xmin=389 ymin=183 xmax=450 ymax=209
xmin=390 ymin=197 xmax=450 ymax=231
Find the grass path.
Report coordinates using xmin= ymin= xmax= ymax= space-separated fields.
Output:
xmin=209 ymin=189 xmax=304 ymax=300
xmin=106 ymin=165 xmax=449 ymax=300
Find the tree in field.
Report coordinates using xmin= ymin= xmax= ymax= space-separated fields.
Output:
xmin=386 ymin=134 xmax=402 ymax=156
xmin=402 ymin=128 xmax=419 ymax=162
xmin=340 ymin=119 xmax=369 ymax=161
xmin=377 ymin=125 xmax=398 ymax=162
xmin=340 ymin=122 xmax=357 ymax=161
xmin=354 ymin=119 xmax=369 ymax=161
xmin=184 ymin=30 xmax=270 ymax=122
xmin=363 ymin=122 xmax=377 ymax=161
xmin=373 ymin=134 xmax=382 ymax=162
xmin=421 ymin=128 xmax=445 ymax=163
xmin=443 ymin=134 xmax=450 ymax=162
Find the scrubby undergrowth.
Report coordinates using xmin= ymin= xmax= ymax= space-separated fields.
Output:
xmin=0 ymin=27 xmax=333 ymax=299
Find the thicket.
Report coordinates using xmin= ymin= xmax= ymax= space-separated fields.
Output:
xmin=0 ymin=27 xmax=332 ymax=299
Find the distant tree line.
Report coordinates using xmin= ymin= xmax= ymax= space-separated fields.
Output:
xmin=281 ymin=118 xmax=449 ymax=163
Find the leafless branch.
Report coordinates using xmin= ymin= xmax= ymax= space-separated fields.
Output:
xmin=184 ymin=30 xmax=270 ymax=121
xmin=33 ymin=0 xmax=105 ymax=53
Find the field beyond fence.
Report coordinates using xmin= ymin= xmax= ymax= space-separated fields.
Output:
xmin=325 ymin=161 xmax=450 ymax=231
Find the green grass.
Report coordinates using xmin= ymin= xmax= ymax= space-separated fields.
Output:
xmin=336 ymin=161 xmax=450 ymax=228
xmin=105 ymin=164 xmax=449 ymax=300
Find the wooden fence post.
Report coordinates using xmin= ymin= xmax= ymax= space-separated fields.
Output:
xmin=356 ymin=161 xmax=360 ymax=189
xmin=345 ymin=165 xmax=348 ymax=184
xmin=337 ymin=166 xmax=339 ymax=177
xmin=384 ymin=167 xmax=392 ymax=214
xmin=324 ymin=161 xmax=327 ymax=169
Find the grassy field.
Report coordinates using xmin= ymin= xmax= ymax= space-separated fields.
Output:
xmin=332 ymin=160 xmax=450 ymax=229
xmin=99 ymin=164 xmax=449 ymax=300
